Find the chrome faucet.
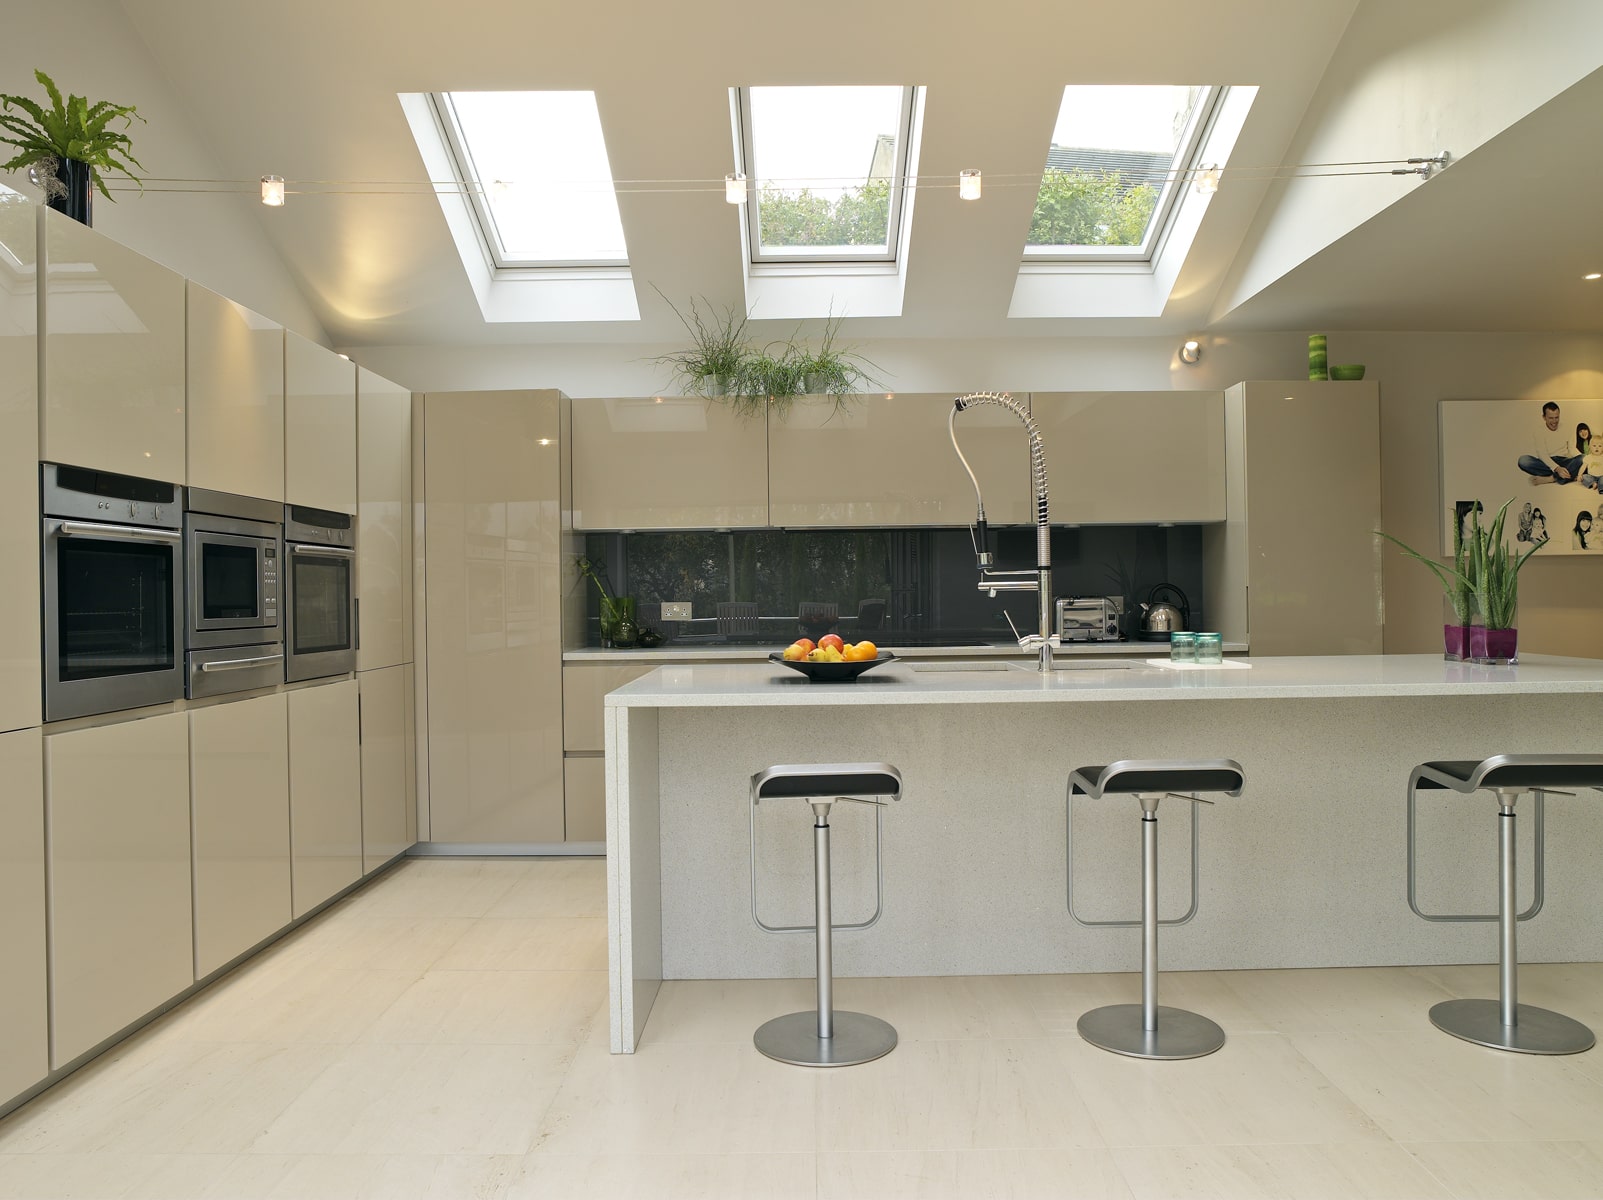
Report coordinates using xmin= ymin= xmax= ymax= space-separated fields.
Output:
xmin=949 ymin=392 xmax=1054 ymax=672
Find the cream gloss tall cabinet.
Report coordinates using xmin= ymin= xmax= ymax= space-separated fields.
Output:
xmin=40 ymin=209 xmax=185 ymax=483
xmin=189 ymin=694 xmax=292 ymax=977
xmin=0 ymin=728 xmax=45 ymax=1103
xmin=359 ymin=664 xmax=415 ymax=872
xmin=284 ymin=331 xmax=356 ymax=514
xmin=185 ymin=281 xmax=284 ymax=500
xmin=45 ymin=712 xmax=193 ymax=1068
xmin=768 ymin=393 xmax=1032 ymax=526
xmin=421 ymin=390 xmax=565 ymax=846
xmin=356 ymin=367 xmax=413 ymax=670
xmin=1202 ymin=380 xmax=1384 ymax=655
xmin=0 ymin=199 xmax=40 ymax=732
xmin=287 ymin=679 xmax=363 ymax=916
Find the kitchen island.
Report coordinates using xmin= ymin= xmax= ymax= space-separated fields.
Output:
xmin=603 ymin=655 xmax=1603 ymax=1052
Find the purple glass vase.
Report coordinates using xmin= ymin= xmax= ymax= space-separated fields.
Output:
xmin=1443 ymin=624 xmax=1471 ymax=661
xmin=1469 ymin=625 xmax=1518 ymax=665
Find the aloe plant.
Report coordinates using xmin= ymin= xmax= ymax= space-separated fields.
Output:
xmin=1377 ymin=498 xmax=1545 ymax=630
xmin=0 ymin=70 xmax=145 ymax=203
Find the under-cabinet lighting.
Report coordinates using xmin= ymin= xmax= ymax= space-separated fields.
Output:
xmin=537 ymin=438 xmax=553 ymax=446
xmin=725 ymin=173 xmax=747 ymax=204
xmin=260 ymin=175 xmax=285 ymax=206
xmin=959 ymin=169 xmax=982 ymax=200
xmin=1586 ymin=273 xmax=1602 ymax=281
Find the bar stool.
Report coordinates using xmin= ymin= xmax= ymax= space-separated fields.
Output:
xmin=749 ymin=762 xmax=902 ymax=1067
xmin=1067 ymin=759 xmax=1244 ymax=1060
xmin=1408 ymin=754 xmax=1603 ymax=1055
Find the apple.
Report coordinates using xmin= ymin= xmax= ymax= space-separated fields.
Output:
xmin=818 ymin=634 xmax=845 ymax=652
xmin=793 ymin=638 xmax=816 ymax=654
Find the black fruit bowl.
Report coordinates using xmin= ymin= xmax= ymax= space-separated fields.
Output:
xmin=768 ymin=651 xmax=897 ymax=682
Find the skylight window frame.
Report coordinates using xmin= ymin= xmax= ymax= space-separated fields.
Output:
xmin=429 ymin=91 xmax=630 ymax=272
xmin=735 ymin=85 xmax=917 ymax=267
xmin=1023 ymin=85 xmax=1225 ymax=267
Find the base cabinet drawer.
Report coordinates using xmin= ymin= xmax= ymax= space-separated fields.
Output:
xmin=288 ymin=680 xmax=363 ymax=916
xmin=0 ymin=728 xmax=45 ymax=1101
xmin=46 ymin=712 xmax=193 ymax=1068
xmin=190 ymin=695 xmax=291 ymax=978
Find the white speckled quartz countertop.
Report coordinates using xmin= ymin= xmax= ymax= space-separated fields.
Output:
xmin=604 ymin=653 xmax=1603 ymax=707
xmin=564 ymin=640 xmax=1247 ymax=663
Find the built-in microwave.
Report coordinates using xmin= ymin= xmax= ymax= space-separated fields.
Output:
xmin=41 ymin=463 xmax=185 ymax=722
xmin=283 ymin=504 xmax=357 ymax=683
xmin=184 ymin=488 xmax=283 ymax=698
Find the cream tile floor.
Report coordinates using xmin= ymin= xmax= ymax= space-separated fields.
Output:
xmin=3 ymin=858 xmax=1603 ymax=1199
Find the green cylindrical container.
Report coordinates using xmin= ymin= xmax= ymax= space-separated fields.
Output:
xmin=1308 ymin=333 xmax=1328 ymax=381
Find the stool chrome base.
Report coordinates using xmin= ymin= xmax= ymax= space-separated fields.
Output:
xmin=754 ymin=1010 xmax=898 ymax=1067
xmin=1429 ymin=999 xmax=1596 ymax=1055
xmin=1077 ymin=1004 xmax=1226 ymax=1061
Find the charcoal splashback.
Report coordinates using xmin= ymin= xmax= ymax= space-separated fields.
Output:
xmin=579 ymin=525 xmax=1206 ymax=646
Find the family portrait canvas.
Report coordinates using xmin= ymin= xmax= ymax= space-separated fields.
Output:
xmin=1439 ymin=399 xmax=1603 ymax=556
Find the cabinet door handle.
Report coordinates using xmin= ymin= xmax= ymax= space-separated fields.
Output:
xmin=198 ymin=653 xmax=284 ymax=673
xmin=57 ymin=521 xmax=181 ymax=543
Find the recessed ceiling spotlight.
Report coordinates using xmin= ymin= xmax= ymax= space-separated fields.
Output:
xmin=1585 ymin=272 xmax=1602 ymax=281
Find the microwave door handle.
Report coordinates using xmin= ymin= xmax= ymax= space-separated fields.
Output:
xmin=56 ymin=521 xmax=181 ymax=544
xmin=289 ymin=544 xmax=356 ymax=556
xmin=198 ymin=652 xmax=284 ymax=673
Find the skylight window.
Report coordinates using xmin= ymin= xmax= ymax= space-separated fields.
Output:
xmin=1025 ymin=85 xmax=1220 ymax=263
xmin=433 ymin=91 xmax=628 ymax=268
xmin=735 ymin=86 xmax=916 ymax=264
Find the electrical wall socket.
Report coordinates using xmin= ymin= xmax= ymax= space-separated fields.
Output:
xmin=661 ymin=602 xmax=693 ymax=621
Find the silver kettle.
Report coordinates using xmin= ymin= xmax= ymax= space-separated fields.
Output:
xmin=1140 ymin=583 xmax=1190 ymax=635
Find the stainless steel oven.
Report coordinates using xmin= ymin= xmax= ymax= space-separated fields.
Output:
xmin=42 ymin=463 xmax=185 ymax=721
xmin=185 ymin=488 xmax=283 ymax=698
xmin=283 ymin=504 xmax=357 ymax=682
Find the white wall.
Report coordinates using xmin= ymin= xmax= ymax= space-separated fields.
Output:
xmin=0 ymin=1 xmax=327 ymax=343
xmin=1216 ymin=0 xmax=1603 ymax=320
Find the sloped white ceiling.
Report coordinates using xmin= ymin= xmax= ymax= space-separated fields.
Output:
xmin=111 ymin=0 xmax=1602 ymax=346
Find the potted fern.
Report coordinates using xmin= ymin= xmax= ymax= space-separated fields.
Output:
xmin=0 ymin=70 xmax=145 ymax=226
xmin=1377 ymin=498 xmax=1544 ymax=663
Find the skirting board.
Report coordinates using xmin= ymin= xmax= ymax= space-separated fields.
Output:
xmin=409 ymin=842 xmax=605 ymax=857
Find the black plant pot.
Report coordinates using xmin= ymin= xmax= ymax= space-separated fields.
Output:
xmin=44 ymin=158 xmax=94 ymax=226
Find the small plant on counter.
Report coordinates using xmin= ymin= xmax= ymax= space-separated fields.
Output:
xmin=1377 ymin=498 xmax=1544 ymax=662
xmin=0 ymin=69 xmax=145 ymax=219
xmin=576 ymin=556 xmax=636 ymax=647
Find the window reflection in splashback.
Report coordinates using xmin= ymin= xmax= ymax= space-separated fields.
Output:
xmin=580 ymin=525 xmax=1206 ymax=645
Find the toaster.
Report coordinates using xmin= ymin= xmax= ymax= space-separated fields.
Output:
xmin=1055 ymin=596 xmax=1125 ymax=642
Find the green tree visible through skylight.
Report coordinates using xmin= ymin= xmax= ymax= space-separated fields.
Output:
xmin=753 ymin=178 xmax=891 ymax=248
xmin=1027 ymin=171 xmax=1157 ymax=247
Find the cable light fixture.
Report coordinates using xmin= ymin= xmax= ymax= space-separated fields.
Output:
xmin=111 ymin=153 xmax=1454 ymax=203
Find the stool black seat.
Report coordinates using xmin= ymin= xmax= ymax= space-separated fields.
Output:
xmin=1408 ymin=753 xmax=1603 ymax=1055
xmin=1067 ymin=758 xmax=1243 ymax=1061
xmin=749 ymin=762 xmax=902 ymax=1067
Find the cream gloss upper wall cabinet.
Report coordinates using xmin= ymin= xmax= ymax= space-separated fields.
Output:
xmin=356 ymin=367 xmax=413 ymax=670
xmin=0 ymin=200 xmax=40 ymax=733
xmin=186 ymin=281 xmax=284 ymax=501
xmin=422 ymin=390 xmax=564 ymax=845
xmin=1202 ymin=380 xmax=1383 ymax=655
xmin=768 ymin=393 xmax=1032 ymax=527
xmin=284 ymin=331 xmax=356 ymax=515
xmin=0 ymin=727 xmax=45 ymax=1105
xmin=1029 ymin=391 xmax=1227 ymax=524
xmin=41 ymin=208 xmax=185 ymax=483
xmin=45 ymin=711 xmax=193 ymax=1069
xmin=571 ymin=395 xmax=768 ymax=529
